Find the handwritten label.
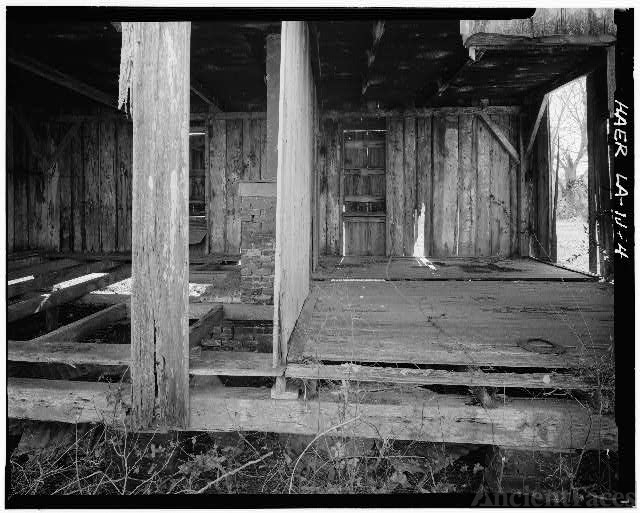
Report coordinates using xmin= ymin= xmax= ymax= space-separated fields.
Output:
xmin=613 ymin=100 xmax=630 ymax=259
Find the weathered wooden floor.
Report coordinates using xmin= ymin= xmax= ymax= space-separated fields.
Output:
xmin=313 ymin=256 xmax=596 ymax=281
xmin=287 ymin=280 xmax=613 ymax=369
xmin=7 ymin=254 xmax=616 ymax=450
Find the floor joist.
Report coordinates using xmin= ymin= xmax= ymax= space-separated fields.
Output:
xmin=8 ymin=260 xmax=122 ymax=298
xmin=8 ymin=265 xmax=131 ymax=323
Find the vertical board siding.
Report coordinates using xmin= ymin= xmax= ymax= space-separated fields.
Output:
xmin=71 ymin=129 xmax=84 ymax=252
xmin=208 ymin=119 xmax=227 ymax=254
xmin=7 ymin=110 xmax=133 ymax=254
xmin=99 ymin=119 xmax=117 ymax=252
xmin=403 ymin=117 xmax=417 ymax=256
xmin=386 ymin=118 xmax=404 ymax=256
xmin=417 ymin=116 xmax=433 ymax=257
xmin=205 ymin=116 xmax=270 ymax=255
xmin=457 ymin=114 xmax=476 ymax=256
xmin=225 ymin=119 xmax=243 ymax=255
xmin=83 ymin=120 xmax=101 ymax=252
xmin=325 ymin=119 xmax=341 ymax=255
xmin=7 ymin=114 xmax=15 ymax=252
xmin=318 ymin=111 xmax=524 ymax=257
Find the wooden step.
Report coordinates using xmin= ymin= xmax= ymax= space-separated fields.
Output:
xmin=285 ymin=363 xmax=600 ymax=390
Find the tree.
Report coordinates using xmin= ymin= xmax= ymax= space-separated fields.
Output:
xmin=550 ymin=77 xmax=588 ymax=185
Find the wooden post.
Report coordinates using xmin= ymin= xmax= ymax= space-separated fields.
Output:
xmin=265 ymin=33 xmax=281 ymax=181
xmin=124 ymin=22 xmax=191 ymax=429
xmin=273 ymin=21 xmax=316 ymax=369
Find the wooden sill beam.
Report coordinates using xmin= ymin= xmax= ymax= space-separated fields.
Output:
xmin=477 ymin=111 xmax=520 ymax=163
xmin=7 ymin=379 xmax=617 ymax=450
xmin=8 ymin=51 xmax=115 ymax=108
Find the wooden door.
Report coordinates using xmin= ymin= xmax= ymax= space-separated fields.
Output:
xmin=342 ymin=130 xmax=386 ymax=255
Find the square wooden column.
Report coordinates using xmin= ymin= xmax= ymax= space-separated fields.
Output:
xmin=124 ymin=22 xmax=191 ymax=429
xmin=265 ymin=33 xmax=281 ymax=181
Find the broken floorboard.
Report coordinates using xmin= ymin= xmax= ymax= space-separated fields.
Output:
xmin=287 ymin=280 xmax=613 ymax=369
xmin=285 ymin=363 xmax=602 ymax=391
xmin=7 ymin=379 xmax=617 ymax=451
xmin=313 ymin=256 xmax=596 ymax=281
xmin=8 ymin=265 xmax=132 ymax=323
xmin=8 ymin=259 xmax=121 ymax=298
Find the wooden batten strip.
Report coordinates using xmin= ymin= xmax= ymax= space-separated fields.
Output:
xmin=8 ymin=258 xmax=80 ymax=281
xmin=477 ymin=111 xmax=520 ymax=163
xmin=30 ymin=302 xmax=129 ymax=344
xmin=285 ymin=363 xmax=601 ymax=390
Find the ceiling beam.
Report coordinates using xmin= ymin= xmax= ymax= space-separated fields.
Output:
xmin=361 ymin=20 xmax=385 ymax=96
xmin=190 ymin=80 xmax=221 ymax=112
xmin=8 ymin=51 xmax=115 ymax=109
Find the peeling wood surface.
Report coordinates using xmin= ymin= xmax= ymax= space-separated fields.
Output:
xmin=128 ymin=22 xmax=190 ymax=429
xmin=288 ymin=279 xmax=613 ymax=369
xmin=188 ymin=386 xmax=616 ymax=450
xmin=285 ymin=363 xmax=601 ymax=390
xmin=7 ymin=379 xmax=616 ymax=450
xmin=273 ymin=21 xmax=316 ymax=365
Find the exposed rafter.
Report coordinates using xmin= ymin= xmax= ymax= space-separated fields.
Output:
xmin=8 ymin=51 xmax=115 ymax=108
xmin=361 ymin=20 xmax=385 ymax=96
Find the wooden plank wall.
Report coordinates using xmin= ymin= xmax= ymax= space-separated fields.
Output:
xmin=6 ymin=109 xmax=133 ymax=254
xmin=273 ymin=21 xmax=316 ymax=365
xmin=528 ymin=103 xmax=552 ymax=261
xmin=317 ymin=111 xmax=521 ymax=257
xmin=207 ymin=115 xmax=267 ymax=255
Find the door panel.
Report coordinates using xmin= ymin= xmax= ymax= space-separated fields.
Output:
xmin=343 ymin=130 xmax=386 ymax=256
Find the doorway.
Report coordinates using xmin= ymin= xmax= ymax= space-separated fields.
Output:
xmin=341 ymin=129 xmax=387 ymax=256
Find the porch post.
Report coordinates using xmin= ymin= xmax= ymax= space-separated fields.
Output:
xmin=125 ymin=22 xmax=191 ymax=429
xmin=265 ymin=33 xmax=281 ymax=180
